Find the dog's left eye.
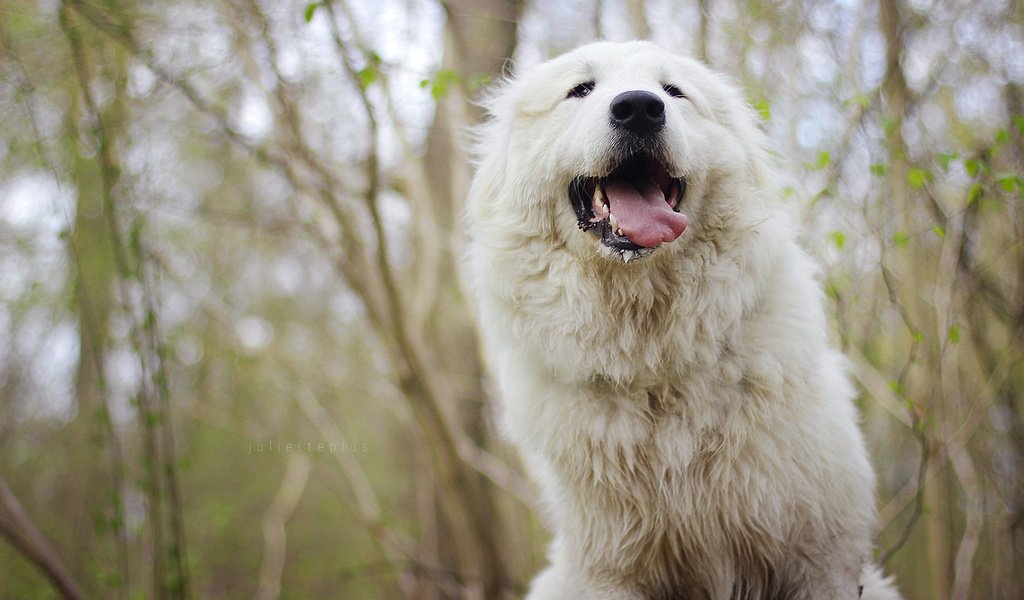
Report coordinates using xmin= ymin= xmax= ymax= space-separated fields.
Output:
xmin=567 ymin=81 xmax=596 ymax=99
xmin=662 ymin=83 xmax=686 ymax=99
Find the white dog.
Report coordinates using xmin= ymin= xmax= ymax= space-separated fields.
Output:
xmin=465 ymin=41 xmax=900 ymax=600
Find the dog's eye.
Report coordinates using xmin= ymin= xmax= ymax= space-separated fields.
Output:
xmin=662 ymin=83 xmax=686 ymax=99
xmin=567 ymin=81 xmax=595 ymax=99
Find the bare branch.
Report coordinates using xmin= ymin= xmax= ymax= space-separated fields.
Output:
xmin=255 ymin=454 xmax=311 ymax=600
xmin=950 ymin=446 xmax=983 ymax=600
xmin=0 ymin=477 xmax=88 ymax=600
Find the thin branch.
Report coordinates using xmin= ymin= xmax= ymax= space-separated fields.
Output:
xmin=241 ymin=0 xmax=376 ymax=289
xmin=62 ymin=6 xmax=193 ymax=598
xmin=876 ymin=261 xmax=929 ymax=566
xmin=455 ymin=441 xmax=540 ymax=512
xmin=878 ymin=411 xmax=928 ymax=566
xmin=319 ymin=8 xmax=508 ymax=591
xmin=950 ymin=444 xmax=983 ymax=600
xmin=0 ymin=477 xmax=88 ymax=600
xmin=2 ymin=8 xmax=132 ymax=595
xmin=137 ymin=239 xmax=191 ymax=600
xmin=846 ymin=345 xmax=912 ymax=428
xmin=293 ymin=388 xmax=383 ymax=525
xmin=255 ymin=454 xmax=311 ymax=600
xmin=881 ymin=329 xmax=1024 ymax=524
xmin=626 ymin=0 xmax=649 ymax=39
xmin=65 ymin=0 xmax=385 ymax=330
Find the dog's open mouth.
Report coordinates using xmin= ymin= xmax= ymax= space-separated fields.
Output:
xmin=569 ymin=155 xmax=688 ymax=260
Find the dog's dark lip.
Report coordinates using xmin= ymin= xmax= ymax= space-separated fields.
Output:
xmin=569 ymin=155 xmax=686 ymax=255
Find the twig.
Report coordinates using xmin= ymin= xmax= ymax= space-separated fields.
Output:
xmin=255 ymin=454 xmax=311 ymax=600
xmin=65 ymin=0 xmax=387 ymax=333
xmin=321 ymin=4 xmax=508 ymax=592
xmin=0 ymin=476 xmax=88 ymax=600
xmin=61 ymin=5 xmax=191 ymax=597
xmin=876 ymin=262 xmax=929 ymax=566
xmin=880 ymin=330 xmax=1024 ymax=525
xmin=136 ymin=239 xmax=191 ymax=599
xmin=293 ymin=388 xmax=383 ymax=524
xmin=3 ymin=8 xmax=132 ymax=595
xmin=950 ymin=445 xmax=983 ymax=600
xmin=455 ymin=441 xmax=540 ymax=512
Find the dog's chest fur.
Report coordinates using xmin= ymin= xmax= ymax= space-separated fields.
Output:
xmin=551 ymin=377 xmax=796 ymax=598
xmin=487 ymin=233 xmax=837 ymax=596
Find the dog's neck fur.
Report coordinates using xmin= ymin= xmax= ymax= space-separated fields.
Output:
xmin=475 ymin=180 xmax=782 ymax=389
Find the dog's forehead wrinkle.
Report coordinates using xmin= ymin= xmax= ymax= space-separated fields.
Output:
xmin=572 ymin=56 xmax=596 ymax=79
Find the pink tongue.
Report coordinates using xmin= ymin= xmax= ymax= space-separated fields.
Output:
xmin=605 ymin=179 xmax=688 ymax=248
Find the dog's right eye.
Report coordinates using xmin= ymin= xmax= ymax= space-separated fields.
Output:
xmin=567 ymin=81 xmax=595 ymax=99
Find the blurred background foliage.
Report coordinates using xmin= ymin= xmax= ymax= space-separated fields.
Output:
xmin=0 ymin=0 xmax=1022 ymax=598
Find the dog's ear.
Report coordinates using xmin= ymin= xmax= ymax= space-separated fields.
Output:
xmin=664 ymin=55 xmax=775 ymax=194
xmin=464 ymin=85 xmax=514 ymax=233
xmin=697 ymin=72 xmax=776 ymax=192
xmin=464 ymin=144 xmax=508 ymax=229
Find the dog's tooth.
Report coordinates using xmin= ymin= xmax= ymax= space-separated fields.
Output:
xmin=593 ymin=186 xmax=606 ymax=214
xmin=623 ymin=250 xmax=635 ymax=262
xmin=609 ymin=212 xmax=619 ymax=231
xmin=616 ymin=228 xmax=625 ymax=237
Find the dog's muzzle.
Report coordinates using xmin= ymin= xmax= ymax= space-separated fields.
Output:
xmin=568 ymin=154 xmax=687 ymax=261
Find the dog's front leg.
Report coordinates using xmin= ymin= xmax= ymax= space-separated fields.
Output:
xmin=526 ymin=565 xmax=645 ymax=600
xmin=525 ymin=540 xmax=645 ymax=600
xmin=783 ymin=551 xmax=864 ymax=600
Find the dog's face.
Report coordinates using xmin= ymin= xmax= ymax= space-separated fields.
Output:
xmin=473 ymin=41 xmax=766 ymax=264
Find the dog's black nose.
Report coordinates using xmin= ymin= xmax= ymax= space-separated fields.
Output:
xmin=610 ymin=90 xmax=665 ymax=135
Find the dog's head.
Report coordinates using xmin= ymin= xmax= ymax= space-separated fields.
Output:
xmin=469 ymin=41 xmax=771 ymax=264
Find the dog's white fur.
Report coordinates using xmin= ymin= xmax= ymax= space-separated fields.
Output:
xmin=466 ymin=41 xmax=900 ymax=600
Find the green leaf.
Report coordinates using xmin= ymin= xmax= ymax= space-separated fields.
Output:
xmin=964 ymin=158 xmax=981 ymax=178
xmin=997 ymin=174 xmax=1018 ymax=192
xmin=753 ymin=99 xmax=771 ymax=121
xmin=947 ymin=324 xmax=961 ymax=344
xmin=870 ymin=163 xmax=889 ymax=176
xmin=967 ymin=182 xmax=983 ymax=205
xmin=367 ymin=50 xmax=382 ymax=65
xmin=810 ymin=185 xmax=835 ymax=206
xmin=304 ymin=2 xmax=321 ymax=23
xmin=932 ymin=225 xmax=946 ymax=238
xmin=995 ymin=128 xmax=1010 ymax=145
xmin=824 ymin=279 xmax=841 ymax=300
xmin=936 ymin=152 xmax=958 ymax=172
xmin=805 ymin=151 xmax=830 ymax=171
xmin=828 ymin=230 xmax=846 ymax=250
xmin=882 ymin=116 xmax=898 ymax=137
xmin=892 ymin=231 xmax=909 ymax=248
xmin=852 ymin=93 xmax=872 ymax=108
xmin=357 ymin=66 xmax=377 ymax=89
xmin=907 ymin=168 xmax=932 ymax=189
xmin=1014 ymin=115 xmax=1024 ymax=137
xmin=423 ymin=68 xmax=462 ymax=100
